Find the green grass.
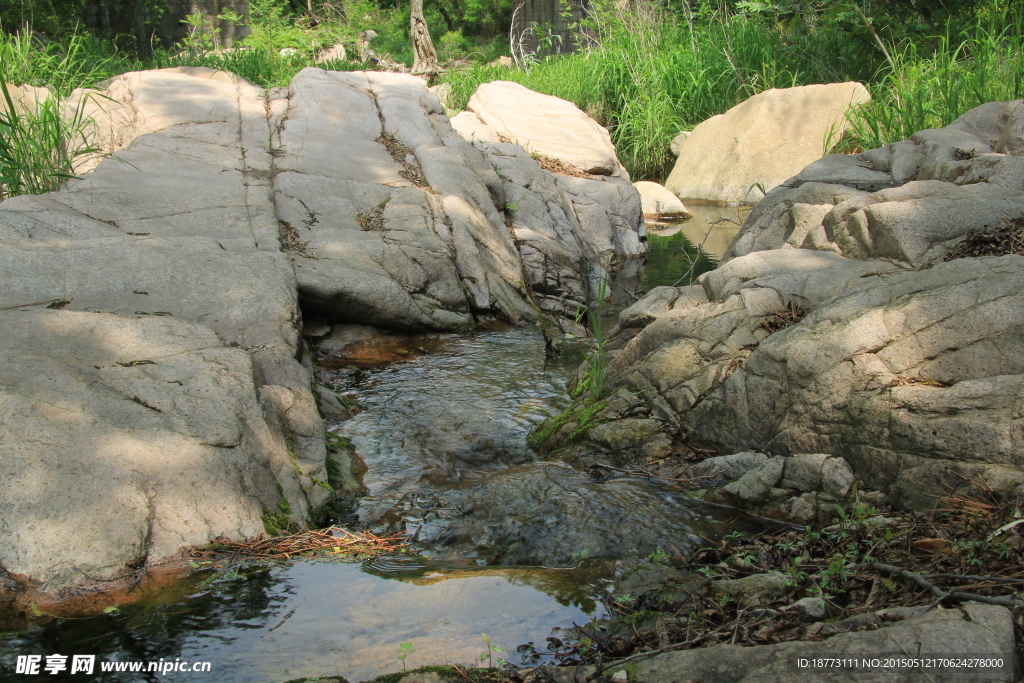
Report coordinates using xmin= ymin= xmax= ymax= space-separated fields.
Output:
xmin=1 ymin=1 xmax=1022 ymax=198
xmin=839 ymin=3 xmax=1024 ymax=151
xmin=0 ymin=30 xmax=142 ymax=97
xmin=0 ymin=81 xmax=98 ymax=200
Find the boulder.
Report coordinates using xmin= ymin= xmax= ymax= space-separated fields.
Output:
xmin=450 ymin=82 xmax=646 ymax=286
xmin=0 ymin=69 xmax=324 ymax=592
xmin=781 ymin=454 xmax=855 ymax=498
xmin=274 ymin=69 xmax=534 ymax=331
xmin=1 ymin=83 xmax=49 ymax=116
xmin=665 ymin=82 xmax=870 ymax=204
xmin=627 ymin=603 xmax=1017 ymax=682
xmin=720 ymin=456 xmax=785 ymax=505
xmin=634 ymin=180 xmax=692 ymax=220
xmin=669 ymin=129 xmax=690 ymax=156
xmin=316 ymin=42 xmax=347 ymax=62
xmin=0 ymin=310 xmax=303 ymax=592
xmin=471 ymin=142 xmax=603 ymax=328
xmin=725 ymin=99 xmax=1024 ymax=266
xmin=689 ymin=451 xmax=768 ymax=481
xmin=687 ymin=255 xmax=1024 ymax=496
xmin=454 ymin=80 xmax=622 ymax=176
xmin=711 ymin=571 xmax=790 ymax=608
xmin=537 ymin=245 xmax=1024 ymax=508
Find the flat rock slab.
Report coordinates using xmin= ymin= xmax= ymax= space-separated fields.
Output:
xmin=0 ymin=310 xmax=298 ymax=592
xmin=0 ymin=69 xmax=327 ymax=591
xmin=625 ymin=603 xmax=1016 ymax=682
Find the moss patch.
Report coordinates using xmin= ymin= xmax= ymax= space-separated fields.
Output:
xmin=369 ymin=665 xmax=502 ymax=683
xmin=528 ymin=396 xmax=610 ymax=452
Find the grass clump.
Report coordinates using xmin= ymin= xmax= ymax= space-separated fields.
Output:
xmin=0 ymin=81 xmax=98 ymax=200
xmin=839 ymin=3 xmax=1024 ymax=152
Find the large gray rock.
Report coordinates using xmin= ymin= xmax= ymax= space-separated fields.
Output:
xmin=473 ymin=142 xmax=603 ymax=327
xmin=687 ymin=255 xmax=1024 ymax=494
xmin=623 ymin=603 xmax=1017 ymax=682
xmin=538 ymin=246 xmax=1024 ymax=506
xmin=725 ymin=99 xmax=1024 ymax=266
xmin=450 ymin=81 xmax=646 ymax=286
xmin=594 ymin=249 xmax=899 ymax=428
xmin=781 ymin=454 xmax=855 ymax=498
xmin=452 ymin=80 xmax=622 ymax=175
xmin=2 ymin=68 xmax=327 ymax=478
xmin=721 ymin=456 xmax=785 ymax=505
xmin=0 ymin=310 xmax=303 ymax=592
xmin=665 ymin=83 xmax=870 ymax=204
xmin=274 ymin=69 xmax=535 ymax=331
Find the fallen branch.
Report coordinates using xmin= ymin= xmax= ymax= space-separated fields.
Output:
xmin=591 ymin=462 xmax=699 ymax=483
xmin=858 ymin=562 xmax=1024 ymax=609
xmin=212 ymin=526 xmax=407 ymax=558
xmin=926 ymin=573 xmax=1024 ymax=585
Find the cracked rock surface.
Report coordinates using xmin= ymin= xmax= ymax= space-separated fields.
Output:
xmin=0 ymin=68 xmax=645 ymax=592
xmin=535 ymin=99 xmax=1024 ymax=510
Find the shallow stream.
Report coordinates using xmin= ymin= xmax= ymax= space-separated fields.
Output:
xmin=0 ymin=206 xmax=750 ymax=682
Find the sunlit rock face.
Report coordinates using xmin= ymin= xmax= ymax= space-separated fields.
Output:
xmin=536 ymin=100 xmax=1024 ymax=509
xmin=0 ymin=310 xmax=299 ymax=592
xmin=0 ymin=67 xmax=648 ymax=591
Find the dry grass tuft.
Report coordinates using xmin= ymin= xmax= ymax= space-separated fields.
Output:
xmin=357 ymin=199 xmax=390 ymax=231
xmin=760 ymin=303 xmax=809 ymax=334
xmin=945 ymin=216 xmax=1024 ymax=260
xmin=213 ymin=526 xmax=407 ymax=559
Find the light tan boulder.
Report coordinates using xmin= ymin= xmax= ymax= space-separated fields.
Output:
xmin=724 ymin=99 xmax=1024 ymax=267
xmin=316 ymin=42 xmax=347 ymax=63
xmin=454 ymin=80 xmax=622 ymax=176
xmin=1 ymin=83 xmax=49 ymax=115
xmin=665 ymin=82 xmax=870 ymax=204
xmin=634 ymin=180 xmax=692 ymax=220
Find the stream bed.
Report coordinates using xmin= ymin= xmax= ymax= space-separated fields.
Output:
xmin=0 ymin=207 xmax=751 ymax=682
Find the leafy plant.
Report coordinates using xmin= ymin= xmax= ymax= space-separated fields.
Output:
xmin=478 ymin=632 xmax=503 ymax=669
xmin=648 ymin=546 xmax=670 ymax=564
xmin=396 ymin=641 xmax=415 ymax=671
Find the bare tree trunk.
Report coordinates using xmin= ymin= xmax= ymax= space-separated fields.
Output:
xmin=409 ymin=0 xmax=438 ymax=75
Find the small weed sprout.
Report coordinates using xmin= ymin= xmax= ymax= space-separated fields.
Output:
xmin=479 ymin=633 xmax=503 ymax=669
xmin=396 ymin=641 xmax=414 ymax=671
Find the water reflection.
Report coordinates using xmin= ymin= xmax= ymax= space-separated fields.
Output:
xmin=1 ymin=560 xmax=605 ymax=683
xmin=648 ymin=203 xmax=749 ymax=261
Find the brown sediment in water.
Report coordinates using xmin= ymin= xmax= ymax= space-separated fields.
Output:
xmin=318 ymin=332 xmax=456 ymax=369
xmin=0 ymin=563 xmax=198 ymax=629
